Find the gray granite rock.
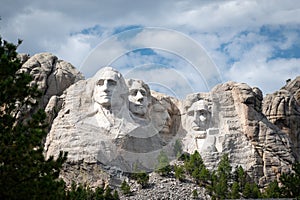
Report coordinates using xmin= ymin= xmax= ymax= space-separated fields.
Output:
xmin=263 ymin=76 xmax=300 ymax=161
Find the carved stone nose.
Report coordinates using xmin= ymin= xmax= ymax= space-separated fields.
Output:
xmin=136 ymin=90 xmax=143 ymax=100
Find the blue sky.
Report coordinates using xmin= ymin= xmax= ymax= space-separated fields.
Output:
xmin=1 ymin=0 xmax=300 ymax=99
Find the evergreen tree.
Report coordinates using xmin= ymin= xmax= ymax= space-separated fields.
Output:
xmin=216 ymin=154 xmax=231 ymax=180
xmin=233 ymin=165 xmax=246 ymax=192
xmin=155 ymin=150 xmax=171 ymax=176
xmin=280 ymin=162 xmax=300 ymax=198
xmin=112 ymin=190 xmax=119 ymax=199
xmin=213 ymin=154 xmax=232 ymax=199
xmin=120 ymin=180 xmax=131 ymax=196
xmin=173 ymin=139 xmax=183 ymax=158
xmin=132 ymin=172 xmax=149 ymax=188
xmin=174 ymin=164 xmax=185 ymax=181
xmin=207 ymin=154 xmax=232 ymax=199
xmin=103 ymin=187 xmax=114 ymax=200
xmin=242 ymin=182 xmax=261 ymax=199
xmin=263 ymin=180 xmax=281 ymax=198
xmin=184 ymin=151 xmax=210 ymax=185
xmin=192 ymin=189 xmax=198 ymax=199
xmin=0 ymin=37 xmax=67 ymax=199
xmin=184 ymin=151 xmax=204 ymax=175
xmin=230 ymin=182 xmax=240 ymax=199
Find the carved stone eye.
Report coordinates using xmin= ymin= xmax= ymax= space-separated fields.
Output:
xmin=96 ymin=79 xmax=104 ymax=86
xmin=139 ymin=90 xmax=146 ymax=96
xmin=130 ymin=89 xmax=138 ymax=96
xmin=107 ymin=79 xmax=117 ymax=86
xmin=188 ymin=110 xmax=194 ymax=116
xmin=199 ymin=110 xmax=207 ymax=117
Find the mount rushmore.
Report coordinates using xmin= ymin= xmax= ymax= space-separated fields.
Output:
xmin=19 ymin=52 xmax=299 ymax=188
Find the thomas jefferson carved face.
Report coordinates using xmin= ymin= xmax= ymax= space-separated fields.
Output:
xmin=126 ymin=79 xmax=150 ymax=117
xmin=186 ymin=100 xmax=211 ymax=133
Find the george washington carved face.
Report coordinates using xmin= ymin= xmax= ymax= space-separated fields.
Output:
xmin=93 ymin=67 xmax=127 ymax=110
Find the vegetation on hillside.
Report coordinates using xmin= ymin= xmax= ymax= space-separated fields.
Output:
xmin=172 ymin=150 xmax=300 ymax=199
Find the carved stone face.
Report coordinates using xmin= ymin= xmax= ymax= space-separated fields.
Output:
xmin=151 ymin=103 xmax=171 ymax=134
xmin=93 ymin=70 xmax=120 ymax=108
xmin=186 ymin=100 xmax=210 ymax=133
xmin=127 ymin=80 xmax=150 ymax=117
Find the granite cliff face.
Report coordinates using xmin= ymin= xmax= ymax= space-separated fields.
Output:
xmin=263 ymin=77 xmax=300 ymax=161
xmin=21 ymin=53 xmax=298 ymax=190
xmin=180 ymin=82 xmax=294 ymax=185
xmin=17 ymin=53 xmax=84 ymax=124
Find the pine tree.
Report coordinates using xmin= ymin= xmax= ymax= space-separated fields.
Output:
xmin=155 ymin=150 xmax=171 ymax=176
xmin=233 ymin=165 xmax=246 ymax=192
xmin=230 ymin=182 xmax=240 ymax=199
xmin=192 ymin=189 xmax=198 ymax=199
xmin=120 ymin=180 xmax=131 ymax=196
xmin=0 ymin=37 xmax=67 ymax=199
xmin=112 ymin=190 xmax=119 ymax=199
xmin=174 ymin=164 xmax=185 ymax=181
xmin=133 ymin=172 xmax=149 ymax=188
xmin=280 ymin=162 xmax=300 ymax=198
xmin=208 ymin=154 xmax=232 ymax=199
xmin=242 ymin=182 xmax=261 ymax=199
xmin=263 ymin=180 xmax=281 ymax=198
xmin=173 ymin=139 xmax=183 ymax=158
xmin=184 ymin=151 xmax=204 ymax=175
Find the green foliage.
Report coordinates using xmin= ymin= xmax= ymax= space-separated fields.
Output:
xmin=194 ymin=167 xmax=210 ymax=186
xmin=174 ymin=164 xmax=185 ymax=181
xmin=206 ymin=154 xmax=232 ymax=199
xmin=0 ymin=37 xmax=68 ymax=199
xmin=242 ymin=182 xmax=261 ymax=199
xmin=132 ymin=172 xmax=149 ymax=188
xmin=155 ymin=150 xmax=171 ymax=176
xmin=216 ymin=154 xmax=231 ymax=180
xmin=173 ymin=139 xmax=183 ymax=158
xmin=112 ymin=190 xmax=119 ymax=199
xmin=192 ymin=189 xmax=198 ymax=199
xmin=229 ymin=182 xmax=240 ymax=199
xmin=211 ymin=154 xmax=232 ymax=199
xmin=120 ymin=180 xmax=131 ymax=196
xmin=182 ymin=151 xmax=210 ymax=186
xmin=233 ymin=165 xmax=246 ymax=192
xmin=280 ymin=162 xmax=300 ymax=198
xmin=263 ymin=180 xmax=281 ymax=198
xmin=184 ymin=151 xmax=204 ymax=175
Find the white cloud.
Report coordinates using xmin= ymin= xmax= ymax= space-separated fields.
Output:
xmin=227 ymin=56 xmax=300 ymax=95
xmin=1 ymin=0 xmax=300 ymax=95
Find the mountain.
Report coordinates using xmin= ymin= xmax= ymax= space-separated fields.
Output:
xmin=19 ymin=53 xmax=299 ymax=198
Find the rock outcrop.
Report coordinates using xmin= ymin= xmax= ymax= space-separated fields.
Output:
xmin=263 ymin=76 xmax=300 ymax=161
xmin=180 ymin=82 xmax=294 ymax=185
xmin=44 ymin=68 xmax=182 ymax=175
xmin=20 ymin=53 xmax=84 ymax=108
xmin=18 ymin=53 xmax=84 ymax=124
xmin=43 ymin=66 xmax=296 ymax=189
